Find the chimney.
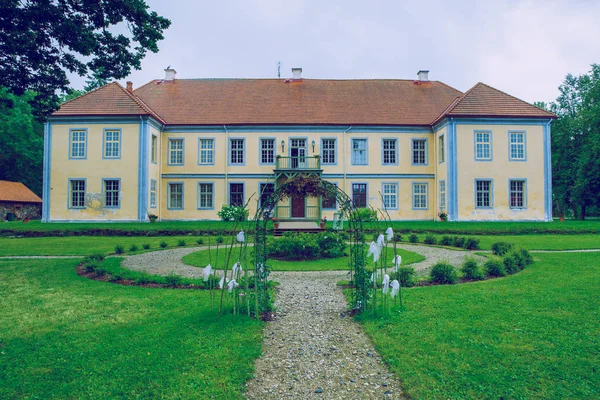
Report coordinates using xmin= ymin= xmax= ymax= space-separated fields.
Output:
xmin=417 ymin=70 xmax=430 ymax=82
xmin=164 ymin=67 xmax=176 ymax=81
xmin=126 ymin=81 xmax=133 ymax=92
xmin=292 ymin=67 xmax=302 ymax=80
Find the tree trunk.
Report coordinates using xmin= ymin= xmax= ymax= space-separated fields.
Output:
xmin=579 ymin=205 xmax=586 ymax=220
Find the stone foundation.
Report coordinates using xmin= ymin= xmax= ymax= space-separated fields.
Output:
xmin=0 ymin=201 xmax=42 ymax=220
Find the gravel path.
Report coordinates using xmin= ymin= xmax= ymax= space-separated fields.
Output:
xmin=245 ymin=270 xmax=404 ymax=399
xmin=121 ymin=246 xmax=206 ymax=278
xmin=396 ymin=244 xmax=486 ymax=274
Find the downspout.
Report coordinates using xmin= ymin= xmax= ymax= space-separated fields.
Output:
xmin=158 ymin=122 xmax=163 ymax=221
xmin=224 ymin=125 xmax=229 ymax=208
xmin=544 ymin=119 xmax=553 ymax=221
xmin=433 ymin=125 xmax=438 ymax=221
xmin=343 ymin=126 xmax=352 ymax=193
xmin=449 ymin=117 xmax=457 ymax=221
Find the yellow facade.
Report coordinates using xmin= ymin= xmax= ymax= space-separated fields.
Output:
xmin=43 ymin=118 xmax=552 ymax=222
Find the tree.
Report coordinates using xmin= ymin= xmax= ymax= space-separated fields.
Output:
xmin=83 ymin=67 xmax=112 ymax=92
xmin=0 ymin=88 xmax=44 ymax=195
xmin=550 ymin=65 xmax=600 ymax=219
xmin=0 ymin=0 xmax=170 ymax=117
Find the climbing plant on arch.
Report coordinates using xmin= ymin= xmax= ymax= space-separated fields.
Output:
xmin=253 ymin=175 xmax=371 ymax=316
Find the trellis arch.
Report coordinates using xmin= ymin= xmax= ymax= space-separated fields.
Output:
xmin=252 ymin=175 xmax=369 ymax=314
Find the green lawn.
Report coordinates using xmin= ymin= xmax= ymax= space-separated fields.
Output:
xmin=182 ymin=246 xmax=425 ymax=271
xmin=0 ymin=259 xmax=264 ymax=399
xmin=423 ymin=234 xmax=600 ymax=251
xmin=0 ymin=236 xmax=217 ymax=256
xmin=359 ymin=252 xmax=600 ymax=399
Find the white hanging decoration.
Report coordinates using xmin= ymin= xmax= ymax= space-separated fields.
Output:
xmin=232 ymin=262 xmax=242 ymax=275
xmin=390 ymin=280 xmax=400 ymax=298
xmin=370 ymin=270 xmax=378 ymax=283
xmin=236 ymin=231 xmax=245 ymax=243
xmin=367 ymin=241 xmax=377 ymax=258
xmin=377 ymin=234 xmax=385 ymax=248
xmin=256 ymin=263 xmax=264 ymax=274
xmin=392 ymin=255 xmax=402 ymax=272
xmin=382 ymin=274 xmax=390 ymax=294
xmin=385 ymin=227 xmax=394 ymax=241
xmin=202 ymin=264 xmax=213 ymax=282
xmin=227 ymin=279 xmax=239 ymax=293
xmin=218 ymin=275 xmax=229 ymax=289
xmin=373 ymin=244 xmax=382 ymax=263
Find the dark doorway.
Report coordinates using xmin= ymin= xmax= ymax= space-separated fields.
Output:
xmin=291 ymin=196 xmax=305 ymax=218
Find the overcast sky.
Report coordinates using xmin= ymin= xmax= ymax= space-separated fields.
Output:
xmin=71 ymin=0 xmax=600 ymax=104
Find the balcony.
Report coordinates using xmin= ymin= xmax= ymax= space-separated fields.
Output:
xmin=274 ymin=156 xmax=322 ymax=178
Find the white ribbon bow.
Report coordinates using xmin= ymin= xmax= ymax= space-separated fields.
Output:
xmin=382 ymin=274 xmax=390 ymax=294
xmin=236 ymin=231 xmax=245 ymax=243
xmin=392 ymin=255 xmax=402 ymax=272
xmin=390 ymin=280 xmax=400 ymax=298
xmin=227 ymin=279 xmax=239 ymax=293
xmin=385 ymin=227 xmax=394 ymax=241
xmin=202 ymin=264 xmax=213 ymax=282
xmin=232 ymin=262 xmax=242 ymax=275
xmin=219 ymin=275 xmax=230 ymax=289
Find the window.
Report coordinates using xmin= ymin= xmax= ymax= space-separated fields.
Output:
xmin=475 ymin=131 xmax=492 ymax=160
xmin=70 ymin=130 xmax=86 ymax=159
xmin=382 ymin=183 xmax=398 ymax=209
xmin=412 ymin=139 xmax=427 ymax=165
xmin=70 ymin=180 xmax=85 ymax=208
xmin=168 ymin=183 xmax=183 ymax=209
xmin=230 ymin=139 xmax=244 ymax=165
xmin=475 ymin=180 xmax=492 ymax=208
xmin=260 ymin=139 xmax=275 ymax=164
xmin=351 ymin=139 xmax=367 ymax=165
xmin=199 ymin=139 xmax=214 ymax=165
xmin=150 ymin=180 xmax=157 ymax=208
xmin=259 ymin=183 xmax=275 ymax=208
xmin=509 ymin=132 xmax=526 ymax=160
xmin=229 ymin=183 xmax=244 ymax=206
xmin=169 ymin=139 xmax=184 ymax=165
xmin=509 ymin=180 xmax=526 ymax=208
xmin=382 ymin=139 xmax=397 ymax=165
xmin=438 ymin=135 xmax=445 ymax=163
xmin=412 ymin=183 xmax=428 ymax=209
xmin=321 ymin=139 xmax=336 ymax=164
xmin=104 ymin=130 xmax=121 ymax=158
xmin=439 ymin=180 xmax=446 ymax=209
xmin=151 ymin=135 xmax=157 ymax=163
xmin=322 ymin=183 xmax=337 ymax=209
xmin=104 ymin=180 xmax=120 ymax=207
xmin=352 ymin=183 xmax=367 ymax=208
xmin=197 ymin=183 xmax=214 ymax=209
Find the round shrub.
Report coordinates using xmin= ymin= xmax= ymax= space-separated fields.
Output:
xmin=452 ymin=236 xmax=465 ymax=248
xmin=393 ymin=232 xmax=403 ymax=242
xmin=267 ymin=232 xmax=346 ymax=261
xmin=177 ymin=239 xmax=186 ymax=247
xmin=391 ymin=266 xmax=417 ymax=287
xmin=196 ymin=238 xmax=204 ymax=245
xmin=463 ymin=237 xmax=480 ymax=250
xmin=409 ymin=233 xmax=419 ymax=243
xmin=129 ymin=244 xmax=139 ymax=252
xmin=216 ymin=236 xmax=224 ymax=244
xmin=519 ymin=248 xmax=534 ymax=266
xmin=484 ymin=259 xmax=506 ymax=277
xmin=159 ymin=241 xmax=168 ymax=248
xmin=439 ymin=236 xmax=453 ymax=246
xmin=430 ymin=262 xmax=458 ymax=284
xmin=217 ymin=205 xmax=249 ymax=221
xmin=503 ymin=254 xmax=519 ymax=274
xmin=142 ymin=243 xmax=151 ymax=250
xmin=491 ymin=242 xmax=514 ymax=256
xmin=461 ymin=257 xmax=484 ymax=280
xmin=424 ymin=235 xmax=437 ymax=245
xmin=114 ymin=244 xmax=124 ymax=254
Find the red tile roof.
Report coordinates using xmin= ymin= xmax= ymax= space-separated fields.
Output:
xmin=0 ymin=181 xmax=42 ymax=203
xmin=53 ymin=82 xmax=165 ymax=123
xmin=132 ymin=79 xmax=463 ymax=126
xmin=52 ymin=78 xmax=556 ymax=126
xmin=443 ymin=82 xmax=556 ymax=120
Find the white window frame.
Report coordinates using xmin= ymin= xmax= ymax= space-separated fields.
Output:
xmin=509 ymin=131 xmax=526 ymax=161
xmin=103 ymin=129 xmax=121 ymax=159
xmin=438 ymin=135 xmax=445 ymax=163
xmin=168 ymin=138 xmax=184 ymax=166
xmin=69 ymin=129 xmax=87 ymax=159
xmin=351 ymin=138 xmax=368 ymax=165
xmin=412 ymin=182 xmax=428 ymax=210
xmin=475 ymin=179 xmax=493 ymax=208
xmin=198 ymin=138 xmax=215 ymax=165
xmin=150 ymin=179 xmax=157 ymax=208
xmin=151 ymin=135 xmax=157 ymax=164
xmin=259 ymin=138 xmax=275 ymax=165
xmin=321 ymin=138 xmax=337 ymax=165
xmin=103 ymin=179 xmax=120 ymax=208
xmin=69 ymin=179 xmax=86 ymax=209
xmin=229 ymin=138 xmax=245 ymax=165
xmin=474 ymin=131 xmax=492 ymax=161
xmin=439 ymin=180 xmax=446 ymax=210
xmin=509 ymin=179 xmax=527 ymax=209
xmin=229 ymin=182 xmax=244 ymax=207
xmin=382 ymin=182 xmax=398 ymax=210
xmin=168 ymin=182 xmax=184 ymax=209
xmin=197 ymin=182 xmax=214 ymax=209
xmin=382 ymin=139 xmax=398 ymax=165
xmin=412 ymin=138 xmax=428 ymax=166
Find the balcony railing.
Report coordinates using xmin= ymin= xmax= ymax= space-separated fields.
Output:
xmin=275 ymin=205 xmax=321 ymax=221
xmin=275 ymin=156 xmax=321 ymax=171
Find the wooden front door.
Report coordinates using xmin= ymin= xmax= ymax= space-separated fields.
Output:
xmin=291 ymin=196 xmax=305 ymax=218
